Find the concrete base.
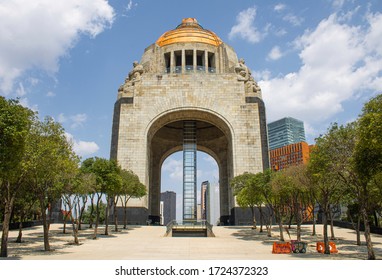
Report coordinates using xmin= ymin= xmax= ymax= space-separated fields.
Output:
xmin=231 ymin=207 xmax=274 ymax=226
xmin=113 ymin=207 xmax=149 ymax=225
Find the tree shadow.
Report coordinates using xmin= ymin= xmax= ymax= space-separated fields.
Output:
xmin=228 ymin=225 xmax=382 ymax=260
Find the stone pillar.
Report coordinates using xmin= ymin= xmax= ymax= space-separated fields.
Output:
xmin=193 ymin=49 xmax=197 ymax=73
xmin=181 ymin=49 xmax=185 ymax=73
xmin=170 ymin=51 xmax=174 ymax=73
xmin=204 ymin=50 xmax=208 ymax=73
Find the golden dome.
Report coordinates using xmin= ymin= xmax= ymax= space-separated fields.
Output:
xmin=156 ymin=18 xmax=222 ymax=47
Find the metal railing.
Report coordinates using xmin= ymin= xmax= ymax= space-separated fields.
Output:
xmin=165 ymin=220 xmax=215 ymax=237
xmin=163 ymin=66 xmax=216 ymax=74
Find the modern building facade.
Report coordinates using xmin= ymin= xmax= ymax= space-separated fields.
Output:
xmin=269 ymin=141 xmax=311 ymax=171
xmin=201 ymin=181 xmax=210 ymax=220
xmin=268 ymin=117 xmax=306 ymax=150
xmin=110 ymin=18 xmax=269 ymax=225
xmin=160 ymin=191 xmax=176 ymax=225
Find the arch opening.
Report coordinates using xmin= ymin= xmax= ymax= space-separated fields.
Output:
xmin=147 ymin=110 xmax=234 ymax=225
xmin=160 ymin=150 xmax=220 ymax=225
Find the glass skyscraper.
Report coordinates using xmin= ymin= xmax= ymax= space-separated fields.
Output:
xmin=267 ymin=117 xmax=306 ymax=150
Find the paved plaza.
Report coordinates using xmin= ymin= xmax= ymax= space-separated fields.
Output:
xmin=1 ymin=223 xmax=382 ymax=260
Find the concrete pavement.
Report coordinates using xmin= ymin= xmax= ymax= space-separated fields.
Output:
xmin=2 ymin=223 xmax=382 ymax=260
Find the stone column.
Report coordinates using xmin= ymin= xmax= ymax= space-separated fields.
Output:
xmin=170 ymin=51 xmax=174 ymax=73
xmin=204 ymin=50 xmax=208 ymax=73
xmin=193 ymin=49 xmax=197 ymax=73
xmin=181 ymin=49 xmax=185 ymax=73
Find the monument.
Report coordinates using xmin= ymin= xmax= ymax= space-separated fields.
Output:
xmin=110 ymin=18 xmax=269 ymax=225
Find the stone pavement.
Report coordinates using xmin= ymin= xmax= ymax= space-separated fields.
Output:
xmin=2 ymin=223 xmax=382 ymax=260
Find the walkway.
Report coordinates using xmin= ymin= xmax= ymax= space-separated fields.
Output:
xmin=2 ymin=223 xmax=382 ymax=260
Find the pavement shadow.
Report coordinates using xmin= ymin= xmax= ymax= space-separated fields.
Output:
xmin=229 ymin=225 xmax=382 ymax=260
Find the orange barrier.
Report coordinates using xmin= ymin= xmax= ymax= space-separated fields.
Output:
xmin=272 ymin=242 xmax=291 ymax=254
xmin=316 ymin=242 xmax=338 ymax=253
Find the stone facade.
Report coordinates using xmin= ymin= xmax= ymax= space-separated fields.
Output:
xmin=110 ymin=19 xmax=269 ymax=225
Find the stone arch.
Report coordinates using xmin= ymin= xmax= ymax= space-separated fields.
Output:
xmin=146 ymin=108 xmax=234 ymax=224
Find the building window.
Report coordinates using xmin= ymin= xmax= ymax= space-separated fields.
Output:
xmin=164 ymin=52 xmax=170 ymax=73
xmin=185 ymin=50 xmax=193 ymax=72
xmin=208 ymin=52 xmax=215 ymax=73
xmin=174 ymin=50 xmax=182 ymax=73
xmin=197 ymin=50 xmax=205 ymax=72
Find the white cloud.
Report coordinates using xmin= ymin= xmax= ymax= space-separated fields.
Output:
xmin=46 ymin=91 xmax=56 ymax=97
xmin=58 ymin=113 xmax=88 ymax=129
xmin=16 ymin=83 xmax=27 ymax=97
xmin=283 ymin=13 xmax=304 ymax=26
xmin=0 ymin=0 xmax=115 ymax=94
xmin=70 ymin=113 xmax=88 ymax=129
xmin=332 ymin=0 xmax=346 ymax=9
xmin=275 ymin=28 xmax=288 ymax=37
xmin=267 ymin=46 xmax=283 ymax=60
xmin=18 ymin=98 xmax=38 ymax=112
xmin=229 ymin=6 xmax=264 ymax=44
xmin=274 ymin=4 xmax=286 ymax=12
xmin=260 ymin=12 xmax=382 ymax=135
xmin=127 ymin=0 xmax=133 ymax=11
xmin=162 ymin=158 xmax=183 ymax=181
xmin=58 ymin=113 xmax=67 ymax=123
xmin=65 ymin=132 xmax=99 ymax=157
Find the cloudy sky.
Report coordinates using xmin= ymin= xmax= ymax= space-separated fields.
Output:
xmin=1 ymin=0 xmax=381 ymax=219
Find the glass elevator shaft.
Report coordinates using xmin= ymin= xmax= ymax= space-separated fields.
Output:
xmin=183 ymin=121 xmax=197 ymax=220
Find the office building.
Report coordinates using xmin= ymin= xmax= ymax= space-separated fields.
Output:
xmin=160 ymin=191 xmax=176 ymax=225
xmin=268 ymin=117 xmax=306 ymax=150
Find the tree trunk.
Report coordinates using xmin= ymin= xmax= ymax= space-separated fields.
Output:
xmin=104 ymin=197 xmax=110 ymax=236
xmin=296 ymin=207 xmax=302 ymax=242
xmin=250 ymin=207 xmax=256 ymax=229
xmin=329 ymin=207 xmax=336 ymax=240
xmin=258 ymin=206 xmax=263 ymax=233
xmin=63 ymin=216 xmax=67 ymax=234
xmin=323 ymin=210 xmax=330 ymax=254
xmin=373 ymin=210 xmax=378 ymax=228
xmin=40 ymin=199 xmax=51 ymax=251
xmin=113 ymin=198 xmax=119 ymax=232
xmin=89 ymin=195 xmax=95 ymax=229
xmin=78 ymin=196 xmax=87 ymax=230
xmin=123 ymin=204 xmax=128 ymax=229
xmin=276 ymin=211 xmax=284 ymax=241
xmin=1 ymin=194 xmax=15 ymax=257
xmin=16 ymin=216 xmax=23 ymax=243
xmin=356 ymin=215 xmax=361 ymax=246
xmin=47 ymin=203 xmax=53 ymax=231
xmin=267 ymin=215 xmax=272 ymax=237
xmin=312 ymin=206 xmax=316 ymax=236
xmin=362 ymin=208 xmax=375 ymax=260
xmin=72 ymin=220 xmax=79 ymax=245
xmin=93 ymin=195 xmax=101 ymax=239
xmin=288 ymin=213 xmax=293 ymax=229
xmin=348 ymin=207 xmax=361 ymax=245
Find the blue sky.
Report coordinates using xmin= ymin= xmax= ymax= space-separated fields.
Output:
xmin=1 ymin=0 xmax=382 ymax=219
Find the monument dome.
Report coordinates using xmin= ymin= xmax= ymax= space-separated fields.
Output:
xmin=156 ymin=18 xmax=222 ymax=47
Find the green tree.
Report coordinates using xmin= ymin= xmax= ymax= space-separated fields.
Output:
xmin=81 ymin=157 xmax=121 ymax=238
xmin=0 ymin=97 xmax=34 ymax=257
xmin=75 ymin=172 xmax=97 ymax=230
xmin=268 ymin=170 xmax=293 ymax=241
xmin=231 ymin=172 xmax=265 ymax=230
xmin=12 ymin=185 xmax=38 ymax=243
xmin=308 ymin=137 xmax=344 ymax=254
xmin=353 ymin=94 xmax=382 ymax=260
xmin=26 ymin=117 xmax=78 ymax=251
xmin=282 ymin=165 xmax=310 ymax=241
xmin=118 ymin=169 xmax=146 ymax=230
